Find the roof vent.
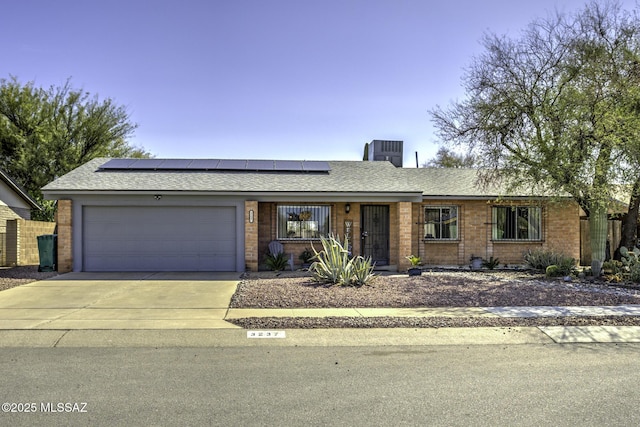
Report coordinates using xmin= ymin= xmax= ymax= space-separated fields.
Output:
xmin=366 ymin=140 xmax=403 ymax=167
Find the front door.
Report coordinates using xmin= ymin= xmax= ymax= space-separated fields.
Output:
xmin=361 ymin=205 xmax=389 ymax=265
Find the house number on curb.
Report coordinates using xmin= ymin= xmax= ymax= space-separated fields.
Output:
xmin=247 ymin=331 xmax=286 ymax=338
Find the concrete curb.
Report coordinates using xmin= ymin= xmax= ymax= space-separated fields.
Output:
xmin=1 ymin=326 xmax=640 ymax=348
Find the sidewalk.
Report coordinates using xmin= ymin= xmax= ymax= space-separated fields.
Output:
xmin=225 ymin=304 xmax=640 ymax=319
xmin=1 ymin=304 xmax=640 ymax=348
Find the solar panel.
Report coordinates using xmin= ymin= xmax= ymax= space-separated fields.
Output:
xmin=217 ymin=159 xmax=247 ymax=170
xmin=99 ymin=158 xmax=331 ymax=172
xmin=274 ymin=160 xmax=303 ymax=171
xmin=187 ymin=159 xmax=220 ymax=169
xmin=302 ymin=161 xmax=331 ymax=171
xmin=128 ymin=159 xmax=165 ymax=169
xmin=99 ymin=159 xmax=139 ymax=169
xmin=157 ymin=159 xmax=193 ymax=169
xmin=247 ymin=160 xmax=275 ymax=170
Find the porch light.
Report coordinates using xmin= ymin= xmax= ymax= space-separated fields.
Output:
xmin=345 ymin=203 xmax=351 ymax=214
xmin=249 ymin=209 xmax=254 ymax=223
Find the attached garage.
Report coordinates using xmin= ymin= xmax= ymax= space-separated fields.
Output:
xmin=82 ymin=205 xmax=237 ymax=272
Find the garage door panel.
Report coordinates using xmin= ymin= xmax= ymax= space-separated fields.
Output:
xmin=83 ymin=206 xmax=237 ymax=271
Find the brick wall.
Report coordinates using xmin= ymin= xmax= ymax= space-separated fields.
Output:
xmin=253 ymin=198 xmax=581 ymax=271
xmin=257 ymin=202 xmax=397 ymax=270
xmin=397 ymin=202 xmax=412 ymax=271
xmin=257 ymin=202 xmax=274 ymax=265
xmin=5 ymin=218 xmax=56 ymax=266
xmin=257 ymin=202 xmax=353 ymax=269
xmin=0 ymin=205 xmax=31 ymax=266
xmin=544 ymin=200 xmax=581 ymax=261
xmin=0 ymin=205 xmax=30 ymax=233
xmin=416 ymin=199 xmax=580 ymax=266
xmin=56 ymin=200 xmax=73 ymax=273
xmin=244 ymin=201 xmax=259 ymax=271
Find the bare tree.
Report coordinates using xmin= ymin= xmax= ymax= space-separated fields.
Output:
xmin=422 ymin=147 xmax=477 ymax=168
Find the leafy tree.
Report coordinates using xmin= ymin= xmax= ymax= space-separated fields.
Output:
xmin=422 ymin=147 xmax=477 ymax=168
xmin=430 ymin=1 xmax=640 ymax=276
xmin=0 ymin=76 xmax=150 ymax=220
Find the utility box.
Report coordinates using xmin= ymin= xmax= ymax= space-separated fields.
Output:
xmin=366 ymin=140 xmax=403 ymax=167
xmin=37 ymin=234 xmax=57 ymax=272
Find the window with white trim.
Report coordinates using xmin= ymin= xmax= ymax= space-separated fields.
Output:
xmin=424 ymin=206 xmax=458 ymax=240
xmin=492 ymin=206 xmax=541 ymax=241
xmin=277 ymin=205 xmax=330 ymax=239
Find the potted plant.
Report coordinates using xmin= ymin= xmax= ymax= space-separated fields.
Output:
xmin=299 ymin=247 xmax=314 ymax=269
xmin=406 ymin=255 xmax=422 ymax=276
xmin=470 ymin=255 xmax=483 ymax=270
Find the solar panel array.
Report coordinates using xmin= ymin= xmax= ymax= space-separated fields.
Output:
xmin=99 ymin=159 xmax=331 ymax=172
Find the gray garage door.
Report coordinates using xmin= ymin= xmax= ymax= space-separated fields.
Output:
xmin=83 ymin=206 xmax=237 ymax=271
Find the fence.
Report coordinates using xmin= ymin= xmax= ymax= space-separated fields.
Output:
xmin=4 ymin=219 xmax=56 ymax=266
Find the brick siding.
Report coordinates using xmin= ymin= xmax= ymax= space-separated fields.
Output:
xmin=56 ymin=200 xmax=73 ymax=273
xmin=413 ymin=199 xmax=580 ymax=267
xmin=397 ymin=202 xmax=413 ymax=271
xmin=244 ymin=201 xmax=259 ymax=271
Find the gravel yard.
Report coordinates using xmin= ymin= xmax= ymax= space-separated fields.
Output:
xmin=230 ymin=270 xmax=640 ymax=308
xmin=229 ymin=270 xmax=640 ymax=329
xmin=0 ymin=266 xmax=58 ymax=291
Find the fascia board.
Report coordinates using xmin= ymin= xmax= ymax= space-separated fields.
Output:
xmin=43 ymin=190 xmax=423 ymax=202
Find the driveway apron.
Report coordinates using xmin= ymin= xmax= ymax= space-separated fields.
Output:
xmin=0 ymin=272 xmax=242 ymax=329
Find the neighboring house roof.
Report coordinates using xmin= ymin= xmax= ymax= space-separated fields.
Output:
xmin=41 ymin=157 xmax=561 ymax=200
xmin=0 ymin=169 xmax=40 ymax=210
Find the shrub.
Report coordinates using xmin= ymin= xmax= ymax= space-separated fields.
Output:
xmin=524 ymin=249 xmax=575 ymax=273
xmin=482 ymin=256 xmax=500 ymax=270
xmin=309 ymin=234 xmax=375 ymax=286
xmin=299 ymin=248 xmax=314 ymax=264
xmin=620 ymin=246 xmax=640 ymax=268
xmin=545 ymin=265 xmax=560 ymax=277
xmin=620 ymin=247 xmax=640 ymax=283
xmin=406 ymin=255 xmax=421 ymax=266
xmin=630 ymin=264 xmax=640 ymax=283
xmin=555 ymin=256 xmax=576 ymax=276
xmin=264 ymin=252 xmax=289 ymax=271
xmin=602 ymin=260 xmax=623 ymax=275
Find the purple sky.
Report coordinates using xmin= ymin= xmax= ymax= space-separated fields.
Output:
xmin=2 ymin=0 xmax=631 ymax=166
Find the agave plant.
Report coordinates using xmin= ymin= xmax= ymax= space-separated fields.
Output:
xmin=309 ymin=234 xmax=375 ymax=286
xmin=350 ymin=255 xmax=376 ymax=286
xmin=309 ymin=234 xmax=352 ymax=284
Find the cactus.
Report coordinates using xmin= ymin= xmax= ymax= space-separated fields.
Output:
xmin=589 ymin=205 xmax=608 ymax=277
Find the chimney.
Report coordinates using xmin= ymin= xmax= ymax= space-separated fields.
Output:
xmin=366 ymin=140 xmax=403 ymax=167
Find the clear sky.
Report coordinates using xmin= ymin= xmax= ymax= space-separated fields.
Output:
xmin=2 ymin=0 xmax=635 ymax=166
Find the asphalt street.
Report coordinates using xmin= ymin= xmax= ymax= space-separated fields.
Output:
xmin=2 ymin=343 xmax=640 ymax=426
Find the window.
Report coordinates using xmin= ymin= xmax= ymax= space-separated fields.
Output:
xmin=277 ymin=205 xmax=330 ymax=239
xmin=492 ymin=206 xmax=541 ymax=241
xmin=424 ymin=206 xmax=458 ymax=240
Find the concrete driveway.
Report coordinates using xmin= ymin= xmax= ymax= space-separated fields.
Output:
xmin=0 ymin=272 xmax=242 ymax=329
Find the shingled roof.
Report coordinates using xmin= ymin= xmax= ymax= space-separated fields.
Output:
xmin=0 ymin=169 xmax=40 ymax=210
xmin=41 ymin=157 xmax=543 ymax=199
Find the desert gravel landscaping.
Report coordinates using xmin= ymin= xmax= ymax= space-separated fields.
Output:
xmin=229 ymin=270 xmax=640 ymax=329
xmin=0 ymin=266 xmax=58 ymax=291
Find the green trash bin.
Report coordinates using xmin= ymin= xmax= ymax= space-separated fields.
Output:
xmin=37 ymin=234 xmax=57 ymax=272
